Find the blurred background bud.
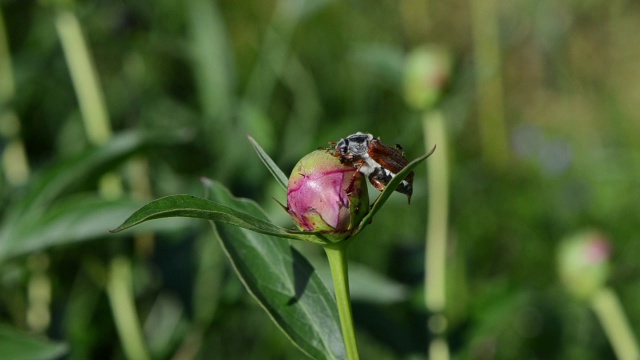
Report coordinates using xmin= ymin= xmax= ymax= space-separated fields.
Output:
xmin=557 ymin=230 xmax=611 ymax=301
xmin=287 ymin=150 xmax=369 ymax=242
xmin=403 ymin=45 xmax=452 ymax=110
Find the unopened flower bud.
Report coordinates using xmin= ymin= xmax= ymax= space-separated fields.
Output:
xmin=557 ymin=230 xmax=611 ymax=300
xmin=287 ymin=150 xmax=369 ymax=242
xmin=404 ymin=46 xmax=452 ymax=110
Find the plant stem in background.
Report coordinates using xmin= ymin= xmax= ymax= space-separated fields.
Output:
xmin=127 ymin=157 xmax=155 ymax=257
xmin=324 ymin=245 xmax=360 ymax=360
xmin=469 ymin=0 xmax=509 ymax=168
xmin=243 ymin=0 xmax=301 ymax=109
xmin=56 ymin=7 xmax=155 ymax=256
xmin=56 ymin=10 xmax=154 ymax=356
xmin=107 ymin=257 xmax=150 ymax=360
xmin=186 ymin=0 xmax=235 ymax=179
xmin=398 ymin=0 xmax=431 ymax=46
xmin=0 ymin=9 xmax=30 ymax=186
xmin=590 ymin=287 xmax=640 ymax=360
xmin=423 ymin=110 xmax=450 ymax=360
xmin=55 ymin=9 xmax=122 ymax=198
xmin=0 ymin=9 xmax=13 ymax=102
xmin=186 ymin=0 xmax=235 ymax=123
xmin=26 ymin=253 xmax=51 ymax=333
xmin=2 ymin=9 xmax=51 ymax=339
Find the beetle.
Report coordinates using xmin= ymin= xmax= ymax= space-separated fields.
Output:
xmin=330 ymin=132 xmax=414 ymax=203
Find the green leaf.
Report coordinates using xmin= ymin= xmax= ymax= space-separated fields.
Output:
xmin=248 ymin=135 xmax=288 ymax=190
xmin=110 ymin=194 xmax=324 ymax=243
xmin=205 ymin=180 xmax=346 ymax=360
xmin=8 ymin=131 xmax=146 ymax=220
xmin=0 ymin=324 xmax=68 ymax=360
xmin=353 ymin=146 xmax=437 ymax=236
xmin=0 ymin=130 xmax=191 ymax=261
xmin=0 ymin=196 xmax=176 ymax=261
xmin=187 ymin=0 xmax=235 ymax=122
xmin=1 ymin=130 xmax=187 ymax=244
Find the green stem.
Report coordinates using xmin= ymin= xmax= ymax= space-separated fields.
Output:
xmin=590 ymin=287 xmax=640 ymax=360
xmin=106 ymin=257 xmax=150 ymax=360
xmin=324 ymin=245 xmax=359 ymax=360
xmin=0 ymin=8 xmax=15 ymax=100
xmin=55 ymin=9 xmax=111 ymax=145
xmin=55 ymin=9 xmax=122 ymax=198
xmin=423 ymin=110 xmax=450 ymax=360
xmin=469 ymin=0 xmax=509 ymax=168
xmin=0 ymin=8 xmax=30 ymax=186
xmin=423 ymin=110 xmax=449 ymax=312
xmin=429 ymin=336 xmax=450 ymax=360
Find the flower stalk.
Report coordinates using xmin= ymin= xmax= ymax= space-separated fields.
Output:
xmin=590 ymin=287 xmax=640 ymax=360
xmin=468 ymin=0 xmax=509 ymax=168
xmin=404 ymin=45 xmax=452 ymax=359
xmin=106 ymin=257 xmax=150 ymax=360
xmin=55 ymin=8 xmax=122 ymax=198
xmin=324 ymin=244 xmax=359 ymax=360
xmin=423 ymin=109 xmax=450 ymax=360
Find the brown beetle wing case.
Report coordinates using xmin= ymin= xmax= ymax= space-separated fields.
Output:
xmin=367 ymin=139 xmax=409 ymax=174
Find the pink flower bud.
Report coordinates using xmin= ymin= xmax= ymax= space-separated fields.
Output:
xmin=557 ymin=230 xmax=611 ymax=300
xmin=287 ymin=150 xmax=369 ymax=241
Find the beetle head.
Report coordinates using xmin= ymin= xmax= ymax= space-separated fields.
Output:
xmin=335 ymin=132 xmax=372 ymax=158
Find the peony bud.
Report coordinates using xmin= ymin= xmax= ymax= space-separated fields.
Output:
xmin=557 ymin=230 xmax=611 ymax=301
xmin=287 ymin=150 xmax=369 ymax=242
xmin=404 ymin=45 xmax=452 ymax=110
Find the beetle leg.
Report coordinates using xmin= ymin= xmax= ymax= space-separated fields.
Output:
xmin=345 ymin=162 xmax=363 ymax=193
xmin=368 ymin=173 xmax=387 ymax=192
xmin=320 ymin=141 xmax=338 ymax=153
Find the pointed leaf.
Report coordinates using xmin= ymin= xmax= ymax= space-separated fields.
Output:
xmin=354 ymin=146 xmax=436 ymax=236
xmin=248 ymin=135 xmax=288 ymax=190
xmin=0 ymin=196 xmax=187 ymax=261
xmin=10 ymin=131 xmax=144 ymax=219
xmin=206 ymin=180 xmax=346 ymax=360
xmin=0 ymin=324 xmax=68 ymax=360
xmin=1 ymin=130 xmax=189 ymax=242
xmin=110 ymin=194 xmax=322 ymax=243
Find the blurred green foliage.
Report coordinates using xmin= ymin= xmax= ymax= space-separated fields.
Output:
xmin=1 ymin=0 xmax=640 ymax=359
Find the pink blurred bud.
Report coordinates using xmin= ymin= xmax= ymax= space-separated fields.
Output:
xmin=557 ymin=230 xmax=611 ymax=300
xmin=287 ymin=150 xmax=369 ymax=242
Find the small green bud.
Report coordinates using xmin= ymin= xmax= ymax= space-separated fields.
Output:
xmin=287 ymin=150 xmax=369 ymax=242
xmin=404 ymin=46 xmax=452 ymax=110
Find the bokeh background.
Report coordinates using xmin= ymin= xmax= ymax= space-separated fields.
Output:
xmin=1 ymin=0 xmax=640 ymax=359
